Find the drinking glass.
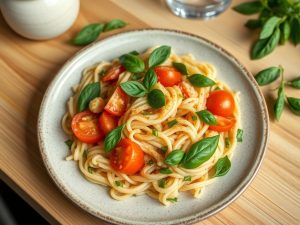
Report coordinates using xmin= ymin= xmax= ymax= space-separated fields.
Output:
xmin=165 ymin=0 xmax=232 ymax=19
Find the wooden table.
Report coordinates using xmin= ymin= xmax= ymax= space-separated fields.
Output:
xmin=0 ymin=0 xmax=299 ymax=224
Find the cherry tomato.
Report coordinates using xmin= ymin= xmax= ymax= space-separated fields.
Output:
xmin=71 ymin=111 xmax=104 ymax=144
xmin=154 ymin=66 xmax=182 ymax=87
xmin=104 ymin=87 xmax=128 ymax=117
xmin=102 ymin=65 xmax=125 ymax=82
xmin=99 ymin=111 xmax=118 ymax=135
xmin=206 ymin=90 xmax=235 ymax=117
xmin=110 ymin=138 xmax=144 ymax=175
xmin=209 ymin=116 xmax=235 ymax=132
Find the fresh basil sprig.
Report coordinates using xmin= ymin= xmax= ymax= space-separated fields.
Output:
xmin=143 ymin=69 xmax=157 ymax=90
xmin=164 ymin=149 xmax=185 ymax=166
xmin=172 ymin=62 xmax=188 ymax=75
xmin=148 ymin=46 xmax=171 ymax=68
xmin=72 ymin=24 xmax=104 ymax=46
xmin=214 ymin=156 xmax=231 ymax=177
xmin=147 ymin=89 xmax=166 ymax=109
xmin=255 ymin=66 xmax=283 ymax=86
xmin=103 ymin=19 xmax=127 ymax=32
xmin=287 ymin=97 xmax=300 ymax=116
xmin=120 ymin=54 xmax=145 ymax=73
xmin=274 ymin=79 xmax=285 ymax=121
xmin=77 ymin=83 xmax=100 ymax=112
xmin=120 ymin=81 xmax=147 ymax=97
xmin=181 ymin=135 xmax=220 ymax=169
xmin=196 ymin=110 xmax=217 ymax=125
xmin=104 ymin=124 xmax=125 ymax=153
xmin=288 ymin=77 xmax=300 ymax=89
xmin=187 ymin=74 xmax=216 ymax=87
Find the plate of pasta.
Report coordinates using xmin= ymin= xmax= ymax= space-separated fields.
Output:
xmin=38 ymin=29 xmax=269 ymax=225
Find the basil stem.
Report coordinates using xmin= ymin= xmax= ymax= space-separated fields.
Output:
xmin=214 ymin=156 xmax=231 ymax=177
xmin=164 ymin=149 xmax=185 ymax=166
xmin=196 ymin=110 xmax=217 ymax=125
xmin=120 ymin=81 xmax=147 ymax=97
xmin=147 ymin=89 xmax=166 ymax=109
xmin=103 ymin=19 xmax=127 ymax=32
xmin=181 ymin=135 xmax=220 ymax=169
xmin=77 ymin=83 xmax=100 ymax=112
xmin=104 ymin=124 xmax=125 ymax=153
xmin=148 ymin=46 xmax=171 ymax=68
xmin=72 ymin=24 xmax=104 ymax=46
xmin=187 ymin=74 xmax=216 ymax=87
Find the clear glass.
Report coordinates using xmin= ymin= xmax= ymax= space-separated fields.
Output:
xmin=165 ymin=0 xmax=232 ymax=19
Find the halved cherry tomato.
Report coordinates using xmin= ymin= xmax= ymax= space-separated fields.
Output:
xmin=154 ymin=66 xmax=182 ymax=87
xmin=209 ymin=116 xmax=235 ymax=132
xmin=110 ymin=138 xmax=144 ymax=175
xmin=102 ymin=65 xmax=125 ymax=82
xmin=99 ymin=111 xmax=118 ymax=135
xmin=104 ymin=87 xmax=128 ymax=117
xmin=71 ymin=111 xmax=104 ymax=144
xmin=206 ymin=90 xmax=235 ymax=117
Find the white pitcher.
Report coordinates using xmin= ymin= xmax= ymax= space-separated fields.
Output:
xmin=0 ymin=0 xmax=80 ymax=40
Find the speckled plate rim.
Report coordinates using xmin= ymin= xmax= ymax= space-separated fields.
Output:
xmin=38 ymin=28 xmax=269 ymax=225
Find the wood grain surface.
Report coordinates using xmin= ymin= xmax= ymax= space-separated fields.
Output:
xmin=0 ymin=0 xmax=299 ymax=224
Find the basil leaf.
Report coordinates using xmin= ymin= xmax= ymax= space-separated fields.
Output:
xmin=164 ymin=149 xmax=185 ymax=165
xmin=129 ymin=50 xmax=139 ymax=56
xmin=120 ymin=54 xmax=145 ymax=73
xmin=279 ymin=20 xmax=291 ymax=45
xmin=77 ymin=83 xmax=100 ymax=112
xmin=259 ymin=16 xmax=281 ymax=39
xmin=289 ymin=77 xmax=300 ymax=89
xmin=103 ymin=19 xmax=127 ymax=32
xmin=148 ymin=46 xmax=171 ymax=68
xmin=236 ymin=129 xmax=244 ymax=142
xmin=147 ymin=89 xmax=166 ymax=109
xmin=255 ymin=66 xmax=282 ymax=86
xmin=251 ymin=27 xmax=280 ymax=59
xmin=166 ymin=197 xmax=177 ymax=203
xmin=245 ymin=19 xmax=263 ymax=29
xmin=104 ymin=124 xmax=125 ymax=153
xmin=158 ymin=178 xmax=166 ymax=188
xmin=183 ymin=176 xmax=192 ymax=181
xmin=274 ymin=80 xmax=285 ymax=121
xmin=287 ymin=97 xmax=300 ymax=116
xmin=188 ymin=74 xmax=216 ymax=87
xmin=88 ymin=167 xmax=94 ymax=174
xmin=181 ymin=135 xmax=220 ymax=169
xmin=232 ymin=1 xmax=263 ymax=15
xmin=115 ymin=181 xmax=123 ymax=187
xmin=143 ymin=69 xmax=157 ymax=90
xmin=159 ymin=168 xmax=172 ymax=174
xmin=167 ymin=119 xmax=178 ymax=128
xmin=131 ymin=73 xmax=143 ymax=81
xmin=214 ymin=156 xmax=231 ymax=177
xmin=120 ymin=81 xmax=147 ymax=97
xmin=290 ymin=17 xmax=300 ymax=45
xmin=65 ymin=140 xmax=73 ymax=149
xmin=225 ymin=138 xmax=230 ymax=148
xmin=72 ymin=24 xmax=104 ymax=46
xmin=196 ymin=110 xmax=217 ymax=125
xmin=172 ymin=62 xmax=188 ymax=75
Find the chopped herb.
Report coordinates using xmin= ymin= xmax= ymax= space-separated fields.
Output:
xmin=83 ymin=150 xmax=88 ymax=159
xmin=115 ymin=181 xmax=123 ymax=187
xmin=215 ymin=86 xmax=221 ymax=90
xmin=98 ymin=70 xmax=106 ymax=77
xmin=159 ymin=168 xmax=172 ymax=174
xmin=160 ymin=146 xmax=168 ymax=153
xmin=88 ymin=167 xmax=94 ymax=174
xmin=158 ymin=178 xmax=166 ymax=188
xmin=192 ymin=115 xmax=198 ymax=121
xmin=225 ymin=137 xmax=230 ymax=148
xmin=152 ymin=129 xmax=158 ymax=137
xmin=142 ymin=111 xmax=153 ymax=115
xmin=65 ymin=139 xmax=73 ymax=149
xmin=167 ymin=119 xmax=178 ymax=128
xmin=166 ymin=197 xmax=177 ymax=203
xmin=183 ymin=176 xmax=192 ymax=181
xmin=147 ymin=159 xmax=155 ymax=165
xmin=236 ymin=129 xmax=243 ymax=142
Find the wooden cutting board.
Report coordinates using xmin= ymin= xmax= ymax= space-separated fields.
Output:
xmin=0 ymin=0 xmax=299 ymax=224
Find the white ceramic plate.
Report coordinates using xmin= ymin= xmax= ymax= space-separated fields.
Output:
xmin=38 ymin=29 xmax=269 ymax=225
